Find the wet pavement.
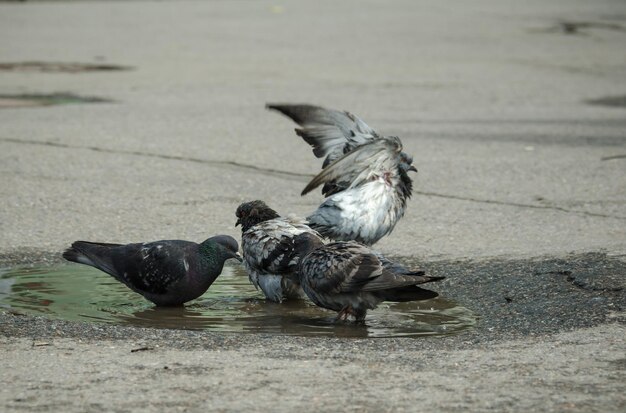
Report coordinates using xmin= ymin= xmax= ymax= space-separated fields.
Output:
xmin=1 ymin=252 xmax=624 ymax=411
xmin=1 ymin=252 xmax=623 ymax=347
xmin=0 ymin=262 xmax=476 ymax=338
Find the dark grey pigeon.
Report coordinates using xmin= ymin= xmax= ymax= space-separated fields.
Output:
xmin=62 ymin=235 xmax=241 ymax=306
xmin=267 ymin=103 xmax=417 ymax=245
xmin=294 ymin=239 xmax=443 ymax=322
xmin=235 ymin=200 xmax=324 ymax=303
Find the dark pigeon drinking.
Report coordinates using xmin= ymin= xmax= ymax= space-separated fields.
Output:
xmin=63 ymin=235 xmax=241 ymax=306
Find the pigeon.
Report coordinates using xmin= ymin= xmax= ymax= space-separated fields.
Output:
xmin=293 ymin=238 xmax=443 ymax=322
xmin=267 ymin=103 xmax=417 ymax=245
xmin=62 ymin=235 xmax=242 ymax=306
xmin=235 ymin=200 xmax=324 ymax=303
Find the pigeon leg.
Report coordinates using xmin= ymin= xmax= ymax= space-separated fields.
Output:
xmin=335 ymin=305 xmax=353 ymax=322
xmin=353 ymin=308 xmax=368 ymax=323
xmin=335 ymin=305 xmax=367 ymax=323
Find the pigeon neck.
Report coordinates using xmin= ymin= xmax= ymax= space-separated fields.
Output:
xmin=198 ymin=241 xmax=222 ymax=266
xmin=398 ymin=169 xmax=413 ymax=200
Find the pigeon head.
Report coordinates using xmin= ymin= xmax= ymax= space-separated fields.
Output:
xmin=201 ymin=234 xmax=242 ymax=262
xmin=235 ymin=200 xmax=280 ymax=232
xmin=396 ymin=149 xmax=416 ymax=200
xmin=398 ymin=150 xmax=417 ymax=174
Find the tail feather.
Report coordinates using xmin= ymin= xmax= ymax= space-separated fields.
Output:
xmin=69 ymin=240 xmax=123 ymax=249
xmin=406 ymin=269 xmax=427 ymax=276
xmin=375 ymin=286 xmax=439 ymax=302
xmin=266 ymin=103 xmax=318 ymax=126
xmin=383 ymin=273 xmax=444 ymax=287
xmin=374 ymin=274 xmax=444 ymax=302
xmin=62 ymin=247 xmax=96 ymax=267
xmin=409 ymin=274 xmax=445 ymax=284
xmin=62 ymin=241 xmax=122 ymax=276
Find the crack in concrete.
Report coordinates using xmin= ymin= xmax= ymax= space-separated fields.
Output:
xmin=0 ymin=137 xmax=312 ymax=181
xmin=601 ymin=154 xmax=626 ymax=161
xmin=414 ymin=191 xmax=626 ymax=220
xmin=3 ymin=137 xmax=625 ymax=221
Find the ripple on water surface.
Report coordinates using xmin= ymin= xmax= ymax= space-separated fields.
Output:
xmin=0 ymin=264 xmax=476 ymax=338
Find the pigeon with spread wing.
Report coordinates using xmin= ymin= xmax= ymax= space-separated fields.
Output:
xmin=267 ymin=104 xmax=417 ymax=245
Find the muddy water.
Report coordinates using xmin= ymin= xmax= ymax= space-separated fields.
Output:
xmin=0 ymin=264 xmax=476 ymax=338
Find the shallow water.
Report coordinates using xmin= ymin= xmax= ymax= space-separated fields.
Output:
xmin=0 ymin=264 xmax=476 ymax=338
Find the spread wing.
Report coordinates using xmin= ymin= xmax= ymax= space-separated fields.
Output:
xmin=267 ymin=103 xmax=379 ymax=166
xmin=301 ymin=137 xmax=404 ymax=196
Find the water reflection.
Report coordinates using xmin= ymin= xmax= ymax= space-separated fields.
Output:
xmin=0 ymin=264 xmax=476 ymax=338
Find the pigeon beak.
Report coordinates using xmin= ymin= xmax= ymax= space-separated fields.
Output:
xmin=233 ymin=251 xmax=243 ymax=262
xmin=235 ymin=218 xmax=241 ymax=227
xmin=408 ymin=165 xmax=418 ymax=173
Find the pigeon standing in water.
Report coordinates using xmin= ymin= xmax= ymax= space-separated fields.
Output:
xmin=63 ymin=235 xmax=242 ymax=306
xmin=235 ymin=200 xmax=324 ymax=303
xmin=294 ymin=236 xmax=443 ymax=322
xmin=267 ymin=103 xmax=417 ymax=245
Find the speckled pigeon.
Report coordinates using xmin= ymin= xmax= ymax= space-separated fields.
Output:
xmin=294 ymin=238 xmax=443 ymax=322
xmin=267 ymin=103 xmax=417 ymax=245
xmin=62 ymin=235 xmax=241 ymax=306
xmin=235 ymin=200 xmax=324 ymax=303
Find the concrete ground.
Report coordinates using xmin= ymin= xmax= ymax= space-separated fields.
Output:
xmin=0 ymin=0 xmax=625 ymax=412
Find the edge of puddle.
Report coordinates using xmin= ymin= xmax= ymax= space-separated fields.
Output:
xmin=1 ymin=249 xmax=624 ymax=350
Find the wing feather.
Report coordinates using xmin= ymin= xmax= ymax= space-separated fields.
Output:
xmin=267 ymin=103 xmax=378 ymax=165
xmin=242 ymin=218 xmax=320 ymax=276
xmin=301 ymin=137 xmax=403 ymax=195
xmin=302 ymin=242 xmax=438 ymax=294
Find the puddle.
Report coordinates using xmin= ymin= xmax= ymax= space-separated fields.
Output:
xmin=586 ymin=95 xmax=626 ymax=108
xmin=0 ymin=264 xmax=476 ymax=338
xmin=534 ymin=21 xmax=625 ymax=35
xmin=0 ymin=93 xmax=114 ymax=108
xmin=0 ymin=62 xmax=132 ymax=73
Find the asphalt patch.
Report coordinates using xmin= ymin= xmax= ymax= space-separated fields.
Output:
xmin=0 ymin=92 xmax=114 ymax=108
xmin=0 ymin=251 xmax=624 ymax=350
xmin=586 ymin=95 xmax=626 ymax=108
xmin=542 ymin=21 xmax=625 ymax=35
xmin=413 ymin=252 xmax=625 ymax=340
xmin=0 ymin=61 xmax=132 ymax=73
